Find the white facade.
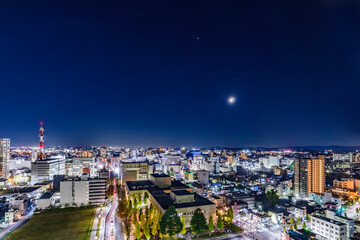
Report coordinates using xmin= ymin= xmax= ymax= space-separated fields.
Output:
xmin=309 ymin=192 xmax=343 ymax=206
xmin=261 ymin=156 xmax=280 ymax=168
xmin=198 ymin=170 xmax=209 ymax=185
xmin=60 ymin=176 xmax=106 ymax=206
xmin=311 ymin=215 xmax=347 ymax=240
xmin=68 ymin=157 xmax=95 ymax=177
xmin=326 ymin=210 xmax=354 ymax=239
xmin=0 ymin=138 xmax=10 ymax=179
xmin=31 ymin=156 xmax=66 ymax=185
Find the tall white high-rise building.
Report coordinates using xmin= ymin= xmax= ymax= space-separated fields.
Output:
xmin=0 ymin=138 xmax=10 ymax=179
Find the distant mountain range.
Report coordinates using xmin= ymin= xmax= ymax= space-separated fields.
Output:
xmin=208 ymin=145 xmax=360 ymax=152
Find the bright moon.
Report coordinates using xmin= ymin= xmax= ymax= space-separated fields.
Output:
xmin=228 ymin=96 xmax=236 ymax=104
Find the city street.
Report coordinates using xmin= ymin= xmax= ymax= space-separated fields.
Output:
xmin=90 ymin=205 xmax=111 ymax=240
xmin=235 ymin=215 xmax=282 ymax=240
xmin=105 ymin=180 xmax=123 ymax=240
xmin=0 ymin=207 xmax=35 ymax=239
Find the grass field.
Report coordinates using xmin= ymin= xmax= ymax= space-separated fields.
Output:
xmin=5 ymin=207 xmax=95 ymax=240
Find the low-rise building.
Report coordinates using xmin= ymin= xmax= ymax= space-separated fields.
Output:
xmin=310 ymin=215 xmax=347 ymax=240
xmin=309 ymin=192 xmax=342 ymax=206
xmin=4 ymin=209 xmax=20 ymax=223
xmin=326 ymin=209 xmax=354 ymax=238
xmin=37 ymin=191 xmax=57 ymax=210
xmin=9 ymin=194 xmax=30 ymax=215
xmin=126 ymin=174 xmax=216 ymax=228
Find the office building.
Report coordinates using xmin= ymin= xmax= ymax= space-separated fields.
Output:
xmin=294 ymin=156 xmax=325 ymax=198
xmin=31 ymin=156 xmax=66 ymax=185
xmin=60 ymin=175 xmax=106 ymax=206
xmin=121 ymin=160 xmax=149 ymax=184
xmin=0 ymin=138 xmax=10 ymax=179
xmin=67 ymin=157 xmax=95 ymax=177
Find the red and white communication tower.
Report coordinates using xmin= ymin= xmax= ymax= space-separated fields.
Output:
xmin=38 ymin=122 xmax=45 ymax=160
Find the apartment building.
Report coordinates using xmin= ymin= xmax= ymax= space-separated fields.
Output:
xmin=310 ymin=215 xmax=347 ymax=240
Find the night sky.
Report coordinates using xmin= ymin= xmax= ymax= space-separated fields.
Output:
xmin=1 ymin=0 xmax=360 ymax=147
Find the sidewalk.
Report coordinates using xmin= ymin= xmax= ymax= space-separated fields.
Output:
xmin=90 ymin=208 xmax=101 ymax=240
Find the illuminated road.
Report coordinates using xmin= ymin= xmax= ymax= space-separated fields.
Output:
xmin=235 ymin=215 xmax=281 ymax=240
xmin=0 ymin=207 xmax=35 ymax=239
xmin=105 ymin=179 xmax=123 ymax=240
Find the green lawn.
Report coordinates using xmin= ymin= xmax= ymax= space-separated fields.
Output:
xmin=5 ymin=207 xmax=95 ymax=240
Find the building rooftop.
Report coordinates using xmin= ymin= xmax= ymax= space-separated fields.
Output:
xmin=286 ymin=230 xmax=312 ymax=240
xmin=127 ymin=181 xmax=155 ymax=191
xmin=312 ymin=215 xmax=346 ymax=226
xmin=149 ymin=188 xmax=214 ymax=210
xmin=151 ymin=173 xmax=170 ymax=178
xmin=39 ymin=191 xmax=55 ymax=199
xmin=172 ymin=190 xmax=193 ymax=196
xmin=18 ymin=187 xmax=41 ymax=193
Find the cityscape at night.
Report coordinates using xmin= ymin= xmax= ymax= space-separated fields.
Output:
xmin=1 ymin=1 xmax=360 ymax=240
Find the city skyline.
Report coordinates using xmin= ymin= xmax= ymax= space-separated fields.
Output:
xmin=2 ymin=1 xmax=360 ymax=147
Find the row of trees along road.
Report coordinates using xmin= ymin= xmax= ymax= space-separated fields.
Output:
xmin=117 ymin=187 xmax=235 ymax=239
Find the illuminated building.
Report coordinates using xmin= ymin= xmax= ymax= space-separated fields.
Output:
xmin=333 ymin=179 xmax=360 ymax=192
xmin=120 ymin=160 xmax=149 ymax=184
xmin=295 ymin=156 xmax=325 ymax=198
xmin=0 ymin=138 xmax=10 ymax=179
xmin=67 ymin=157 xmax=95 ymax=177
xmin=31 ymin=156 xmax=66 ymax=185
xmin=60 ymin=175 xmax=106 ymax=206
xmin=310 ymin=215 xmax=347 ymax=240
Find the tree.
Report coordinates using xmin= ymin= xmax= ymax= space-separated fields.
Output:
xmin=208 ymin=215 xmax=215 ymax=232
xmin=134 ymin=196 xmax=138 ymax=208
xmin=227 ymin=207 xmax=234 ymax=223
xmin=344 ymin=212 xmax=348 ymax=218
xmin=160 ymin=205 xmax=182 ymax=238
xmin=283 ymin=225 xmax=286 ymax=233
xmin=144 ymin=222 xmax=151 ymax=240
xmin=191 ymin=208 xmax=208 ymax=237
xmin=128 ymin=200 xmax=133 ymax=212
xmin=302 ymin=222 xmax=307 ymax=230
xmin=265 ymin=189 xmax=279 ymax=206
xmin=106 ymin=184 xmax=114 ymax=199
xmin=294 ymin=223 xmax=297 ymax=230
xmin=117 ymin=199 xmax=130 ymax=219
xmin=152 ymin=212 xmax=159 ymax=237
xmin=217 ymin=213 xmax=223 ymax=230
xmin=143 ymin=192 xmax=148 ymax=204
xmin=134 ymin=222 xmax=141 ymax=240
xmin=306 ymin=214 xmax=311 ymax=222
xmin=356 ymin=208 xmax=359 ymax=215
xmin=181 ymin=215 xmax=186 ymax=234
xmin=145 ymin=206 xmax=150 ymax=222
xmin=290 ymin=217 xmax=294 ymax=225
xmin=297 ymin=217 xmax=301 ymax=223
xmin=140 ymin=210 xmax=146 ymax=232
xmin=289 ymin=225 xmax=293 ymax=231
xmin=123 ymin=217 xmax=133 ymax=240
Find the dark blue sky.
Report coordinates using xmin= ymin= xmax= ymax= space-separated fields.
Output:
xmin=1 ymin=0 xmax=360 ymax=147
